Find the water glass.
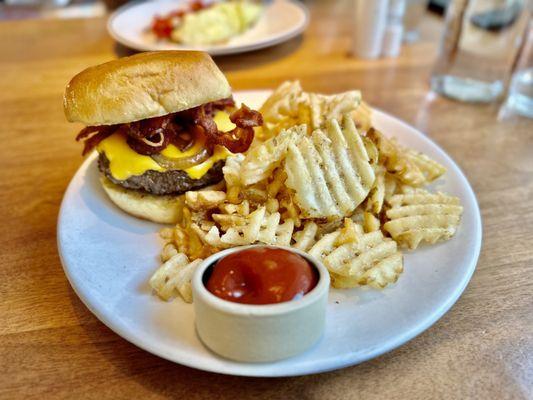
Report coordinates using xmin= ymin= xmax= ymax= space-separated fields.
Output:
xmin=502 ymin=20 xmax=533 ymax=117
xmin=431 ymin=0 xmax=531 ymax=103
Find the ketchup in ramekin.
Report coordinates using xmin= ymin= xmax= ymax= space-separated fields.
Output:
xmin=205 ymin=247 xmax=318 ymax=305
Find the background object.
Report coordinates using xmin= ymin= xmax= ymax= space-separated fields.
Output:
xmin=382 ymin=0 xmax=406 ymax=56
xmin=0 ymin=0 xmax=104 ymax=19
xmin=404 ymin=0 xmax=427 ymax=42
xmin=107 ymin=0 xmax=309 ymax=55
xmin=501 ymin=20 xmax=533 ymax=118
xmin=431 ymin=0 xmax=530 ymax=102
xmin=351 ymin=0 xmax=389 ymax=58
xmin=428 ymin=0 xmax=450 ymax=14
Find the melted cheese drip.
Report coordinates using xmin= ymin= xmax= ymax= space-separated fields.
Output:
xmin=97 ymin=111 xmax=236 ymax=180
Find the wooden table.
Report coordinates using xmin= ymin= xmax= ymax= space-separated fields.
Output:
xmin=1 ymin=2 xmax=532 ymax=399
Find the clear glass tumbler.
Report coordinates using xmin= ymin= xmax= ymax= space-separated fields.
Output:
xmin=502 ymin=20 xmax=533 ymax=117
xmin=431 ymin=0 xmax=531 ymax=103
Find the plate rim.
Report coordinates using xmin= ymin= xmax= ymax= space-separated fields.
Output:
xmin=106 ymin=0 xmax=310 ymax=55
xmin=57 ymin=90 xmax=482 ymax=377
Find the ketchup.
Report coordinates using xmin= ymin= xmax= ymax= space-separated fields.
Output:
xmin=206 ymin=248 xmax=318 ymax=305
xmin=151 ymin=1 xmax=211 ymax=39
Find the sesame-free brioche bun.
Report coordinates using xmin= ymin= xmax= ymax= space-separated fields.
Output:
xmin=64 ymin=51 xmax=231 ymax=126
xmin=101 ymin=177 xmax=185 ymax=224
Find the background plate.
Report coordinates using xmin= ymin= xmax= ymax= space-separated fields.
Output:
xmin=57 ymin=90 xmax=482 ymax=377
xmin=107 ymin=0 xmax=309 ymax=55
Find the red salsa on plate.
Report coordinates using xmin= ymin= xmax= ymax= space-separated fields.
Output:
xmin=206 ymin=247 xmax=318 ymax=305
xmin=151 ymin=0 xmax=211 ymax=39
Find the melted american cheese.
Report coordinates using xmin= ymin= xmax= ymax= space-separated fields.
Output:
xmin=97 ymin=111 xmax=235 ymax=180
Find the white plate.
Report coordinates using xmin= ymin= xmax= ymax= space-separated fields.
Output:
xmin=107 ymin=0 xmax=309 ymax=55
xmin=57 ymin=90 xmax=482 ymax=377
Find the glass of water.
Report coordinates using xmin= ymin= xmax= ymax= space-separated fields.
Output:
xmin=502 ymin=21 xmax=533 ymax=117
xmin=431 ymin=0 xmax=531 ymax=103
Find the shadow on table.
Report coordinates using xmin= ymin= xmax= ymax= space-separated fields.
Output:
xmin=113 ymin=35 xmax=303 ymax=73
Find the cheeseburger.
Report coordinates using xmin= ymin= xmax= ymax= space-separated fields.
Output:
xmin=64 ymin=51 xmax=262 ymax=223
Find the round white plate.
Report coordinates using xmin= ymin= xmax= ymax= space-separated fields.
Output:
xmin=107 ymin=0 xmax=309 ymax=55
xmin=58 ymin=90 xmax=482 ymax=377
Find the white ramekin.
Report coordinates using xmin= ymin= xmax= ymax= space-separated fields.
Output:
xmin=192 ymin=245 xmax=330 ymax=362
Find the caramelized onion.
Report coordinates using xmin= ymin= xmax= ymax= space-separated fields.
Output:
xmin=141 ymin=131 xmax=165 ymax=147
xmin=151 ymin=147 xmax=211 ymax=170
xmin=127 ymin=131 xmax=170 ymax=155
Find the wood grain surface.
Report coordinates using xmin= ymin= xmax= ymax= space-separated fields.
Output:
xmin=1 ymin=2 xmax=532 ymax=399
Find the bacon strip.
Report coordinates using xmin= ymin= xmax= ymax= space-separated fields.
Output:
xmin=75 ymin=126 xmax=101 ymax=141
xmin=193 ymin=104 xmax=262 ymax=153
xmin=74 ymin=99 xmax=261 ymax=157
xmin=79 ymin=127 xmax=115 ymax=156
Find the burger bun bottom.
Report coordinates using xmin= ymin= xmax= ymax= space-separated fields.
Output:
xmin=100 ymin=176 xmax=185 ymax=224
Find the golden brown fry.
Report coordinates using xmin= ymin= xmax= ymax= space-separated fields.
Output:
xmin=239 ymin=126 xmax=305 ymax=185
xmin=292 ymin=221 xmax=319 ymax=251
xmin=284 ymin=116 xmax=375 ymax=218
xmin=363 ymin=212 xmax=381 ymax=233
xmin=384 ymin=190 xmax=463 ymax=249
xmin=161 ymin=243 xmax=178 ymax=262
xmin=149 ymin=253 xmax=203 ymax=302
xmin=367 ymin=128 xmax=426 ymax=187
xmin=185 ymin=190 xmax=226 ymax=211
xmin=153 ymin=81 xmax=463 ymax=302
xmin=324 ymin=230 xmax=403 ymax=289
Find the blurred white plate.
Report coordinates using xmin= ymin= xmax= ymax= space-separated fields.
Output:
xmin=107 ymin=0 xmax=309 ymax=55
xmin=58 ymin=90 xmax=482 ymax=377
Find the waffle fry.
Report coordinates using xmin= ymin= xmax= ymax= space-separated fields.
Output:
xmin=150 ymin=253 xmax=203 ymax=302
xmin=218 ymin=199 xmax=251 ymax=216
xmin=259 ymin=81 xmax=367 ymax=138
xmin=259 ymin=81 xmax=303 ymax=124
xmin=366 ymin=166 xmax=386 ymax=214
xmin=363 ymin=211 xmax=381 ymax=233
xmin=292 ymin=221 xmax=319 ymax=251
xmin=368 ymin=129 xmax=425 ymax=187
xmin=259 ymin=81 xmax=306 ymax=139
xmin=161 ymin=242 xmax=179 ymax=262
xmin=308 ymin=91 xmax=362 ymax=131
xmin=185 ymin=190 xmax=226 ymax=211
xmin=384 ymin=190 xmax=463 ymax=249
xmin=194 ymin=206 xmax=295 ymax=248
xmin=336 ymin=217 xmax=363 ymax=245
xmin=159 ymin=227 xmax=174 ymax=242
xmin=149 ymin=81 xmax=464 ymax=303
xmin=240 ymin=126 xmax=305 ymax=186
xmin=222 ymin=154 xmax=245 ymax=204
xmin=406 ymin=149 xmax=447 ymax=183
xmin=302 ymin=219 xmax=402 ymax=289
xmin=352 ymin=101 xmax=372 ymax=133
xmin=330 ymin=251 xmax=403 ymax=289
xmin=284 ymin=116 xmax=375 ymax=218
xmin=324 ymin=231 xmax=403 ymax=289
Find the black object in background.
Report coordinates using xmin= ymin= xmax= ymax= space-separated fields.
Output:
xmin=428 ymin=0 xmax=450 ymax=15
xmin=470 ymin=1 xmax=523 ymax=31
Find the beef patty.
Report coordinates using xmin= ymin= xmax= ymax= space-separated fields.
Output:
xmin=98 ymin=153 xmax=225 ymax=195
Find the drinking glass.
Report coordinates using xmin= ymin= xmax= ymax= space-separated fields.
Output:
xmin=404 ymin=0 xmax=426 ymax=42
xmin=431 ymin=0 xmax=531 ymax=103
xmin=502 ymin=20 xmax=533 ymax=117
